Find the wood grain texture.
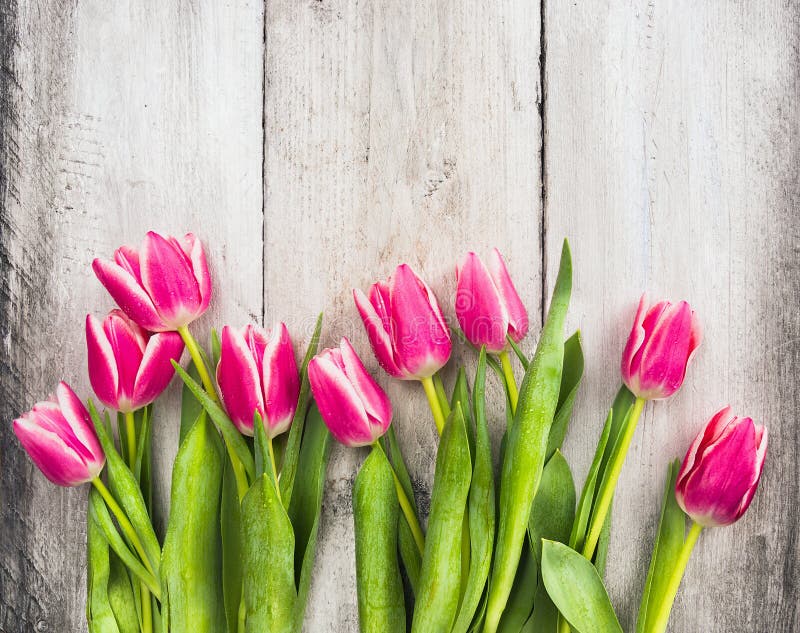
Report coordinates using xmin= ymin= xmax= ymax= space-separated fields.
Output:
xmin=544 ymin=1 xmax=800 ymax=631
xmin=0 ymin=0 xmax=263 ymax=629
xmin=262 ymin=0 xmax=541 ymax=628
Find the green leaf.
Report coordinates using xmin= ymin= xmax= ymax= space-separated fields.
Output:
xmin=506 ymin=335 xmax=529 ymax=370
xmin=485 ymin=239 xmax=572 ymax=633
xmin=87 ymin=510 xmax=122 ymax=633
xmin=133 ymin=406 xmax=152 ymax=511
xmin=594 ymin=505 xmax=613 ymax=577
xmin=354 ymin=447 xmax=406 ymax=633
xmin=598 ymin=386 xmax=636 ymax=486
xmin=525 ymin=579 xmax=559 ymax=633
xmin=546 ymin=331 xmax=584 ymax=459
xmin=279 ymin=312 xmax=323 ymax=506
xmin=172 ymin=362 xmax=256 ymax=482
xmin=541 ymin=540 xmax=622 ymax=633
xmin=637 ymin=459 xmax=686 ymax=633
xmin=161 ymin=415 xmax=226 ymax=633
xmin=253 ymin=411 xmax=275 ymax=486
xmin=88 ymin=402 xmax=161 ymax=577
xmin=450 ymin=367 xmax=475 ymax=460
xmin=220 ymin=458 xmax=242 ymax=633
xmin=242 ymin=474 xmax=296 ymax=633
xmin=211 ymin=328 xmax=222 ymax=368
xmin=411 ymin=404 xmax=472 ymax=633
xmin=180 ymin=359 xmax=204 ymax=445
xmin=452 ymin=349 xmax=496 ymax=633
xmin=107 ymin=553 xmax=140 ymax=633
xmin=529 ymin=451 xmax=576 ymax=564
xmin=287 ymin=404 xmax=332 ymax=628
xmin=496 ymin=546 xmax=537 ymax=632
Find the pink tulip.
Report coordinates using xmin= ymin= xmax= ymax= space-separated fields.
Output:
xmin=620 ymin=294 xmax=702 ymax=400
xmin=675 ymin=406 xmax=767 ymax=527
xmin=86 ymin=310 xmax=184 ymax=413
xmin=308 ymin=338 xmax=393 ymax=447
xmin=455 ymin=249 xmax=528 ymax=353
xmin=92 ymin=231 xmax=212 ymax=332
xmin=216 ymin=323 xmax=299 ymax=438
xmin=353 ymin=264 xmax=451 ymax=380
xmin=13 ymin=382 xmax=105 ymax=486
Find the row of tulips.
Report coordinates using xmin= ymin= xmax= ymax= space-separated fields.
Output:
xmin=11 ymin=231 xmax=766 ymax=633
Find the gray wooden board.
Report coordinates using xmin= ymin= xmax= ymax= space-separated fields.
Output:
xmin=0 ymin=0 xmax=796 ymax=631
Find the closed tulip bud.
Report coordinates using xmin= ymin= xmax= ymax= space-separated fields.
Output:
xmin=216 ymin=323 xmax=299 ymax=438
xmin=455 ymin=248 xmax=528 ymax=353
xmin=308 ymin=338 xmax=393 ymax=447
xmin=676 ymin=407 xmax=768 ymax=527
xmin=621 ymin=294 xmax=702 ymax=400
xmin=353 ymin=264 xmax=451 ymax=380
xmin=13 ymin=382 xmax=105 ymax=486
xmin=92 ymin=231 xmax=212 ymax=332
xmin=86 ymin=310 xmax=184 ymax=413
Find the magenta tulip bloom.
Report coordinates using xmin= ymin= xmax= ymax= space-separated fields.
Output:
xmin=308 ymin=338 xmax=393 ymax=447
xmin=86 ymin=310 xmax=184 ymax=413
xmin=675 ymin=406 xmax=768 ymax=527
xmin=13 ymin=382 xmax=105 ymax=486
xmin=216 ymin=323 xmax=299 ymax=438
xmin=92 ymin=231 xmax=212 ymax=332
xmin=455 ymin=249 xmax=528 ymax=353
xmin=620 ymin=294 xmax=702 ymax=400
xmin=353 ymin=264 xmax=451 ymax=380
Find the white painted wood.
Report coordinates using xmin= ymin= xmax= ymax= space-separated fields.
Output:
xmin=545 ymin=1 xmax=799 ymax=631
xmin=262 ymin=0 xmax=542 ymax=628
xmin=0 ymin=0 xmax=263 ymax=629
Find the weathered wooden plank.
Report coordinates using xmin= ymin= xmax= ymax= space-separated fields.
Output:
xmin=544 ymin=1 xmax=799 ymax=631
xmin=0 ymin=0 xmax=264 ymax=629
xmin=262 ymin=0 xmax=542 ymax=628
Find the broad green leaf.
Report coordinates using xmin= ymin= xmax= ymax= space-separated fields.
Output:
xmin=485 ymin=239 xmax=572 ymax=633
xmin=525 ymin=579 xmax=559 ymax=633
xmin=546 ymin=331 xmax=584 ymax=459
xmin=452 ymin=349 xmax=495 ymax=633
xmin=541 ymin=540 xmax=622 ymax=633
xmin=161 ymin=416 xmax=226 ymax=633
xmin=279 ymin=312 xmax=323 ymax=505
xmin=242 ymin=474 xmax=296 ymax=633
xmin=107 ymin=553 xmax=140 ymax=633
xmin=253 ymin=411 xmax=275 ymax=486
xmin=87 ymin=511 xmax=122 ymax=633
xmin=353 ymin=447 xmax=406 ymax=633
xmin=450 ymin=367 xmax=475 ymax=460
xmin=288 ymin=405 xmax=332 ymax=628
xmin=496 ymin=546 xmax=537 ymax=633
xmin=411 ymin=404 xmax=472 ymax=633
xmin=529 ymin=451 xmax=576 ymax=563
xmin=172 ymin=362 xmax=256 ymax=482
xmin=180 ymin=359 xmax=204 ymax=445
xmin=636 ymin=459 xmax=686 ymax=633
xmin=220 ymin=458 xmax=242 ymax=633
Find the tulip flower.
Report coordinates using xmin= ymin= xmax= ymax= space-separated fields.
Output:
xmin=354 ymin=264 xmax=451 ymax=433
xmin=676 ymin=406 xmax=768 ymax=528
xmin=216 ymin=323 xmax=300 ymax=438
xmin=86 ymin=310 xmax=184 ymax=414
xmin=92 ymin=231 xmax=211 ymax=333
xmin=621 ymin=294 xmax=702 ymax=400
xmin=13 ymin=382 xmax=105 ymax=486
xmin=455 ymin=248 xmax=528 ymax=411
xmin=308 ymin=337 xmax=393 ymax=447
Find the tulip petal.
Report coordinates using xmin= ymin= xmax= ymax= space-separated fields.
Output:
xmin=115 ymin=245 xmax=144 ymax=284
xmin=353 ymin=288 xmax=405 ymax=378
xmin=132 ymin=331 xmax=185 ymax=410
xmin=13 ymin=416 xmax=97 ymax=486
xmin=216 ymin=326 xmax=264 ymax=435
xmin=677 ymin=406 xmax=735 ymax=482
xmin=456 ymin=252 xmax=509 ymax=353
xmin=181 ymin=232 xmax=212 ymax=314
xmin=92 ymin=258 xmax=166 ymax=331
xmin=339 ymin=337 xmax=392 ymax=430
xmin=260 ymin=323 xmax=299 ymax=438
xmin=308 ymin=354 xmax=374 ymax=447
xmin=105 ymin=311 xmax=147 ymax=411
xmin=489 ymin=248 xmax=529 ymax=342
xmin=86 ymin=314 xmax=120 ymax=410
xmin=56 ymin=382 xmax=104 ymax=470
xmin=140 ymin=231 xmax=202 ymax=328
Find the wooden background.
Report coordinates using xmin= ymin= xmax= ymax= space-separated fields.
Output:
xmin=1 ymin=0 xmax=797 ymax=631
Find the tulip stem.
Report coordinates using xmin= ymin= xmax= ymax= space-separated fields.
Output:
xmin=647 ymin=521 xmax=703 ymax=633
xmin=499 ymin=351 xmax=519 ymax=415
xmin=141 ymin=585 xmax=152 ymax=633
xmin=374 ymin=442 xmax=425 ymax=554
xmin=267 ymin=436 xmax=282 ymax=502
xmin=91 ymin=478 xmax=158 ymax=581
xmin=421 ymin=376 xmax=446 ymax=436
xmin=582 ymin=396 xmax=646 ymax=560
xmin=124 ymin=410 xmax=137 ymax=469
xmin=177 ymin=325 xmax=218 ymax=403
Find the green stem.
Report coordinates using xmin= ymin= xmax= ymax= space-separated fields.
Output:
xmin=582 ymin=396 xmax=646 ymax=560
xmin=499 ymin=351 xmax=519 ymax=415
xmin=421 ymin=376 xmax=446 ymax=436
xmin=557 ymin=615 xmax=571 ymax=633
xmin=91 ymin=478 xmax=157 ymax=581
xmin=647 ymin=522 xmax=703 ymax=633
xmin=374 ymin=442 xmax=425 ymax=554
xmin=268 ymin=435 xmax=282 ymax=502
xmin=432 ymin=373 xmax=452 ymax=418
xmin=123 ymin=410 xmax=137 ymax=469
xmin=177 ymin=325 xmax=218 ymax=403
xmin=141 ymin=584 xmax=152 ymax=633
